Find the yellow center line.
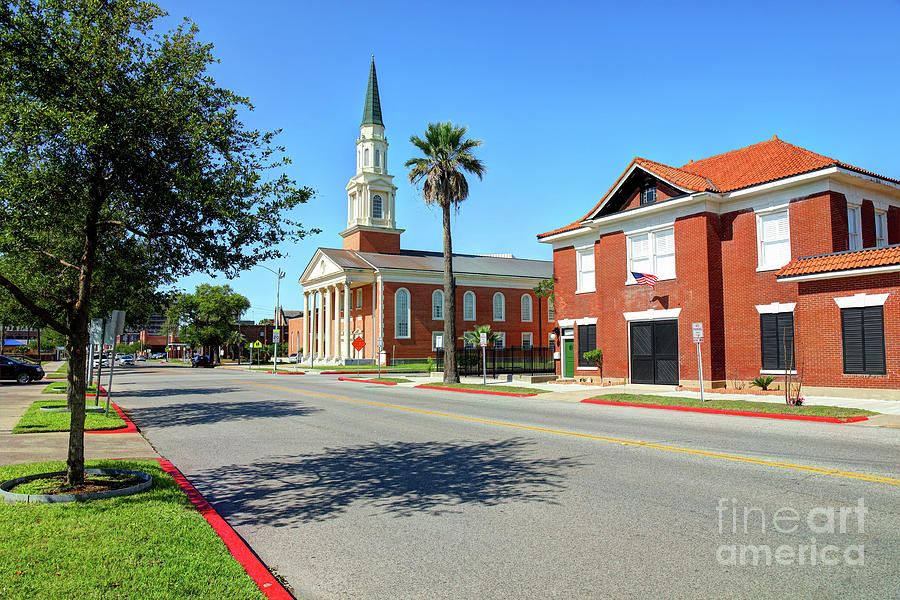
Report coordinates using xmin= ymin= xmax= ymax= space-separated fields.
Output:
xmin=232 ymin=379 xmax=900 ymax=487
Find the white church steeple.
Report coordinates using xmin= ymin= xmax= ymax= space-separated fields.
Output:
xmin=341 ymin=58 xmax=403 ymax=253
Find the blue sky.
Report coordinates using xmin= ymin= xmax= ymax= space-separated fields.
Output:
xmin=159 ymin=0 xmax=900 ymax=321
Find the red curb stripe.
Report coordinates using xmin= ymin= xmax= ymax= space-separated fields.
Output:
xmin=86 ymin=403 xmax=138 ymax=434
xmin=85 ymin=385 xmax=109 ymax=398
xmin=266 ymin=371 xmax=305 ymax=375
xmin=416 ymin=385 xmax=537 ymax=397
xmin=579 ymin=399 xmax=870 ymax=423
xmin=338 ymin=377 xmax=398 ymax=385
xmin=320 ymin=370 xmax=418 ymax=375
xmin=116 ymin=457 xmax=293 ymax=600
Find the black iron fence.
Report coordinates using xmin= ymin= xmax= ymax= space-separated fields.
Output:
xmin=435 ymin=346 xmax=555 ymax=377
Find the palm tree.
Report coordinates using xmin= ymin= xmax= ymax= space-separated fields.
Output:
xmin=406 ymin=122 xmax=485 ymax=384
xmin=460 ymin=324 xmax=502 ymax=348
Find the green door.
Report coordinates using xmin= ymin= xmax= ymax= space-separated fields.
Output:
xmin=563 ymin=339 xmax=575 ymax=378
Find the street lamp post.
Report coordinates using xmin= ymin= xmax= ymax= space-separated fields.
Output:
xmin=259 ymin=265 xmax=286 ymax=374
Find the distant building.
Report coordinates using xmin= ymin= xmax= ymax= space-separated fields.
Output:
xmin=292 ymin=59 xmax=552 ymax=365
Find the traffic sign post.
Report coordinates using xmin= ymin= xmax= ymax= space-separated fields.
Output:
xmin=376 ymin=337 xmax=384 ymax=379
xmin=253 ymin=339 xmax=262 ymax=367
xmin=272 ymin=328 xmax=281 ymax=373
xmin=692 ymin=323 xmax=704 ymax=402
xmin=480 ymin=332 xmax=488 ymax=386
xmin=352 ymin=336 xmax=366 ymax=377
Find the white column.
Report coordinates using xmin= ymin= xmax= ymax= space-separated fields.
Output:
xmin=301 ymin=292 xmax=308 ymax=359
xmin=335 ymin=287 xmax=342 ymax=359
xmin=324 ymin=286 xmax=333 ymax=359
xmin=309 ymin=291 xmax=317 ymax=360
xmin=317 ymin=290 xmax=325 ymax=359
xmin=344 ymin=282 xmax=351 ymax=359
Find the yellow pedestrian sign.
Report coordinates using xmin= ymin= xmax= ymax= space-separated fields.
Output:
xmin=253 ymin=340 xmax=262 ymax=348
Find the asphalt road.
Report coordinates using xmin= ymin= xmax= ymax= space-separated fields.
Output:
xmin=109 ymin=364 xmax=900 ymax=600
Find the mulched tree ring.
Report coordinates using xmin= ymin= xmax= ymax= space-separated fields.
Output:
xmin=0 ymin=469 xmax=153 ymax=503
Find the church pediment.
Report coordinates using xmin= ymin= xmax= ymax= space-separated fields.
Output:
xmin=299 ymin=250 xmax=345 ymax=284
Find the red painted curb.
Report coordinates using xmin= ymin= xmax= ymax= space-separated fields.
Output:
xmin=85 ymin=385 xmax=108 ymax=398
xmin=86 ymin=403 xmax=138 ymax=434
xmin=321 ymin=370 xmax=407 ymax=375
xmin=416 ymin=385 xmax=538 ymax=397
xmin=579 ymin=399 xmax=870 ymax=423
xmin=266 ymin=371 xmax=305 ymax=375
xmin=338 ymin=377 xmax=398 ymax=385
xmin=114 ymin=457 xmax=293 ymax=600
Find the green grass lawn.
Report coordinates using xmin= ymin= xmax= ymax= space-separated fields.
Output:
xmin=420 ymin=383 xmax=550 ymax=394
xmin=588 ymin=393 xmax=877 ymax=420
xmin=12 ymin=399 xmax=125 ymax=433
xmin=0 ymin=459 xmax=266 ymax=600
xmin=41 ymin=381 xmax=100 ymax=394
xmin=55 ymin=362 xmax=68 ymax=373
xmin=367 ymin=377 xmax=412 ymax=383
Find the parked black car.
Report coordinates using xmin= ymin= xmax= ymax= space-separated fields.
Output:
xmin=0 ymin=355 xmax=45 ymax=384
xmin=190 ymin=354 xmax=214 ymax=368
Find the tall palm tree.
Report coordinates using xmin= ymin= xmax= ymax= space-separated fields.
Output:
xmin=406 ymin=122 xmax=485 ymax=384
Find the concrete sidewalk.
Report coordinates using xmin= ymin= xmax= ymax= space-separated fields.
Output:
xmin=0 ymin=372 xmax=159 ymax=466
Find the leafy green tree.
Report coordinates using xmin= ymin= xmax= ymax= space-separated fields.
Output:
xmin=406 ymin=122 xmax=485 ymax=384
xmin=167 ymin=285 xmax=250 ymax=362
xmin=0 ymin=1 xmax=316 ymax=485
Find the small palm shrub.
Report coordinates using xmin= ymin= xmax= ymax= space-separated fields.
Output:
xmin=750 ymin=375 xmax=776 ymax=390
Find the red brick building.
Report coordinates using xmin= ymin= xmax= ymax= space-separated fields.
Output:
xmin=293 ymin=60 xmax=551 ymax=365
xmin=539 ymin=137 xmax=900 ymax=398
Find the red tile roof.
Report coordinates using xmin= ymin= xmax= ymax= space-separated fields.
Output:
xmin=538 ymin=137 xmax=899 ymax=240
xmin=777 ymin=246 xmax=900 ymax=279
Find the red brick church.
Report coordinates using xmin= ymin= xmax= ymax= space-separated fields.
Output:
xmin=290 ymin=60 xmax=552 ymax=365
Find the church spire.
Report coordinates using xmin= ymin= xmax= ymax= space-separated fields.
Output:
xmin=361 ymin=57 xmax=384 ymax=127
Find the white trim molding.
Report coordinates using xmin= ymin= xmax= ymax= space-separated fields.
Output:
xmin=623 ymin=307 xmax=682 ymax=322
xmin=833 ymin=293 xmax=889 ymax=309
xmin=755 ymin=302 xmax=796 ymax=314
xmin=557 ymin=319 xmax=576 ymax=327
xmin=575 ymin=317 xmax=598 ymax=325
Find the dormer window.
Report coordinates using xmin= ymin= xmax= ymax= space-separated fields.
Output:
xmin=640 ymin=184 xmax=657 ymax=205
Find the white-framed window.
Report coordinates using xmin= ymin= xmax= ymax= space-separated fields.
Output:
xmin=875 ymin=210 xmax=887 ymax=248
xmin=522 ymin=332 xmax=533 ymax=348
xmin=364 ymin=148 xmax=370 ymax=166
xmin=547 ymin=296 xmax=555 ymax=322
xmin=575 ymin=246 xmax=595 ymax=293
xmin=463 ymin=291 xmax=476 ymax=320
xmin=395 ymin=288 xmax=410 ymax=338
xmin=640 ymin=184 xmax=657 ymax=205
xmin=494 ymin=332 xmax=506 ymax=349
xmin=627 ymin=226 xmax=675 ymax=283
xmin=463 ymin=333 xmax=476 ymax=349
xmin=847 ymin=203 xmax=861 ymax=251
xmin=372 ymin=194 xmax=383 ymax=219
xmin=431 ymin=331 xmax=444 ymax=351
xmin=756 ymin=209 xmax=791 ymax=271
xmin=374 ymin=149 xmax=381 ymax=168
xmin=521 ymin=294 xmax=532 ymax=322
xmin=432 ymin=290 xmax=444 ymax=320
xmin=492 ymin=292 xmax=505 ymax=321
xmin=356 ymin=288 xmax=362 ymax=309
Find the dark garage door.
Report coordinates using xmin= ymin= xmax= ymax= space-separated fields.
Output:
xmin=630 ymin=320 xmax=679 ymax=385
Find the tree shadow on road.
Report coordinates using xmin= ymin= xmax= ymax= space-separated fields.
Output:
xmin=124 ymin=387 xmax=241 ymax=398
xmin=197 ymin=438 xmax=587 ymax=525
xmin=127 ymin=399 xmax=321 ymax=428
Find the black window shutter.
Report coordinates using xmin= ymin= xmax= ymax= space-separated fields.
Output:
xmin=760 ymin=314 xmax=778 ymax=370
xmin=862 ymin=306 xmax=886 ymax=375
xmin=841 ymin=309 xmax=865 ymax=374
xmin=776 ymin=313 xmax=795 ymax=370
xmin=578 ymin=324 xmax=597 ymax=367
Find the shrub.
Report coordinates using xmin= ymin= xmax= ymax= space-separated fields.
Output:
xmin=750 ymin=375 xmax=776 ymax=390
xmin=582 ymin=349 xmax=603 ymax=380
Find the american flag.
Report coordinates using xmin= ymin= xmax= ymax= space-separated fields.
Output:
xmin=631 ymin=272 xmax=658 ymax=287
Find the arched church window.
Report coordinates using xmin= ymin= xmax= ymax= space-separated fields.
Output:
xmin=372 ymin=195 xmax=383 ymax=219
xmin=521 ymin=294 xmax=532 ymax=322
xmin=364 ymin=148 xmax=370 ymax=166
xmin=395 ymin=288 xmax=410 ymax=338
xmin=432 ymin=290 xmax=444 ymax=320
xmin=463 ymin=291 xmax=475 ymax=320
xmin=493 ymin=292 xmax=505 ymax=321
